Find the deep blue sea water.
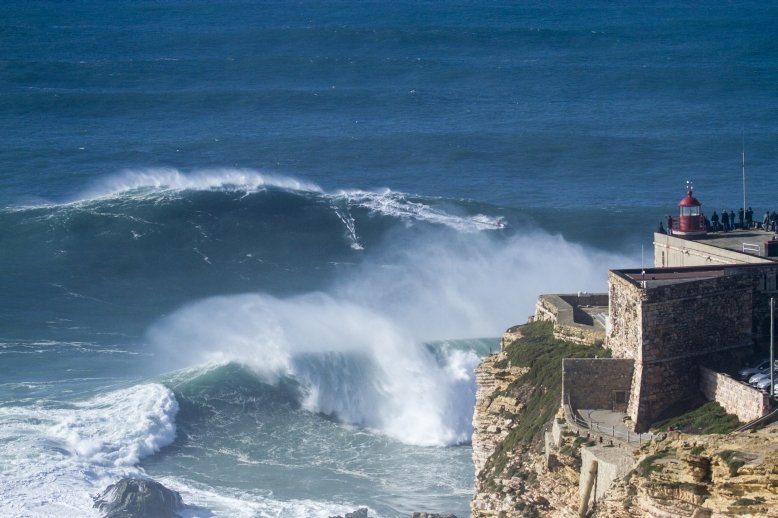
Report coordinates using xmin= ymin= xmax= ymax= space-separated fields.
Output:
xmin=1 ymin=2 xmax=777 ymax=517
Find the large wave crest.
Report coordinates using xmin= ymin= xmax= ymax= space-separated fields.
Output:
xmin=148 ymin=230 xmax=634 ymax=446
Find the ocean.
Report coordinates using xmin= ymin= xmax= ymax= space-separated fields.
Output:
xmin=1 ymin=1 xmax=776 ymax=516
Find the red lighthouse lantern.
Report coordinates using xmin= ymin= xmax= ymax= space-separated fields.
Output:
xmin=674 ymin=181 xmax=706 ymax=236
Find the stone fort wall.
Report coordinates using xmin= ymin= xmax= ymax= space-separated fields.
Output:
xmin=562 ymin=358 xmax=634 ymax=412
xmin=606 ymin=264 xmax=778 ymax=431
xmin=700 ymin=367 xmax=771 ymax=423
xmin=533 ymin=293 xmax=607 ymax=346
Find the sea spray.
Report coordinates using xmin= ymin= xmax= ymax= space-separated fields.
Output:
xmin=79 ymin=167 xmax=324 ymax=201
xmin=0 ymin=384 xmax=178 ymax=517
xmin=148 ymin=229 xmax=633 ymax=446
xmin=330 ymin=229 xmax=634 ymax=341
xmin=149 ymin=293 xmax=478 ymax=446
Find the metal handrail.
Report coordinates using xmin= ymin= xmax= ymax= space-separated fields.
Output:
xmin=743 ymin=243 xmax=761 ymax=254
xmin=563 ymin=395 xmax=652 ymax=445
xmin=732 ymin=406 xmax=778 ymax=433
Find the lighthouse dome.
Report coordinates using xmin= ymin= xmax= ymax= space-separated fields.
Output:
xmin=678 ymin=190 xmax=701 ymax=207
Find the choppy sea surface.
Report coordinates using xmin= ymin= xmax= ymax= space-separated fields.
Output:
xmin=1 ymin=2 xmax=776 ymax=517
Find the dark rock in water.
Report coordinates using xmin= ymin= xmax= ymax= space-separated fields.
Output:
xmin=328 ymin=508 xmax=371 ymax=518
xmin=93 ymin=478 xmax=184 ymax=518
xmin=411 ymin=514 xmax=458 ymax=518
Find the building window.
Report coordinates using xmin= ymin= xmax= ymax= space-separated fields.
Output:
xmin=614 ymin=391 xmax=627 ymax=404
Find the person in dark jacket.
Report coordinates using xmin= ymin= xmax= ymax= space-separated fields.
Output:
xmin=711 ymin=211 xmax=720 ymax=231
xmin=721 ymin=210 xmax=729 ymax=231
xmin=746 ymin=207 xmax=753 ymax=229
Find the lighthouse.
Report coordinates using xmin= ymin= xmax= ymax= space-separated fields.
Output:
xmin=673 ymin=181 xmax=706 ymax=236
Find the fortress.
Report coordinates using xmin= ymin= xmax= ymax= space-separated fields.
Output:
xmin=542 ymin=186 xmax=778 ymax=432
xmin=472 ymin=187 xmax=778 ymax=518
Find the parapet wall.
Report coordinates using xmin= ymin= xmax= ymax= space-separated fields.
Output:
xmin=654 ymin=232 xmax=773 ymax=268
xmin=533 ymin=294 xmax=607 ymax=346
xmin=700 ymin=367 xmax=770 ymax=423
xmin=606 ymin=267 xmax=771 ymax=431
xmin=562 ymin=358 xmax=634 ymax=412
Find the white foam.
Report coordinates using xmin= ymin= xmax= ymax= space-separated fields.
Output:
xmin=328 ymin=189 xmax=505 ymax=233
xmin=0 ymin=383 xmax=178 ymax=517
xmin=79 ymin=167 xmax=323 ymax=201
xmin=155 ymin=476 xmax=378 ymax=518
xmin=149 ymin=230 xmax=635 ymax=447
xmin=149 ymin=292 xmax=476 ymax=447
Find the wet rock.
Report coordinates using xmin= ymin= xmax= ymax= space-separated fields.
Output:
xmin=94 ymin=478 xmax=184 ymax=518
xmin=329 ymin=508 xmax=371 ymax=518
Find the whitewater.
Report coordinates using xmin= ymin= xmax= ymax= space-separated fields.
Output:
xmin=2 ymin=1 xmax=776 ymax=516
xmin=0 ymin=169 xmax=631 ymax=517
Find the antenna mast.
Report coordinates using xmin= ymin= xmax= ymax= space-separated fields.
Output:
xmin=742 ymin=136 xmax=747 ymax=219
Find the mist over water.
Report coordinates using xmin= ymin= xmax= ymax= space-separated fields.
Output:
xmin=3 ymin=1 xmax=775 ymax=516
xmin=148 ymin=220 xmax=633 ymax=447
xmin=0 ymin=167 xmax=635 ymax=516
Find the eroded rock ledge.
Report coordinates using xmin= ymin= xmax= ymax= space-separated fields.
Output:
xmin=471 ymin=323 xmax=778 ymax=518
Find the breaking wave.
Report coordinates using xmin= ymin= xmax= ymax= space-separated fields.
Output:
xmin=148 ymin=227 xmax=632 ymax=447
xmin=0 ymin=384 xmax=177 ymax=517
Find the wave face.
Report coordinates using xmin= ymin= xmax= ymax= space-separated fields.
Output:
xmin=0 ymin=168 xmax=516 ymax=341
xmin=0 ymin=170 xmax=634 ymax=516
xmin=150 ymin=293 xmax=481 ymax=446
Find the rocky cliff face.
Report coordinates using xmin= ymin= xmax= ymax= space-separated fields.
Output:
xmin=471 ymin=350 xmax=581 ymax=518
xmin=471 ymin=326 xmax=778 ymax=518
xmin=592 ymin=429 xmax=778 ymax=518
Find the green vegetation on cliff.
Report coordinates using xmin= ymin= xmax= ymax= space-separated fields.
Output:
xmin=486 ymin=321 xmax=610 ymax=477
xmin=651 ymin=401 xmax=741 ymax=435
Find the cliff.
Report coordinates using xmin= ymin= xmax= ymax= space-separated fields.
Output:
xmin=471 ymin=322 xmax=778 ymax=518
xmin=592 ymin=429 xmax=778 ymax=517
xmin=471 ymin=350 xmax=580 ymax=517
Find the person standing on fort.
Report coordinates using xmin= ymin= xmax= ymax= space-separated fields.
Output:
xmin=729 ymin=210 xmax=736 ymax=230
xmin=721 ymin=210 xmax=730 ymax=231
xmin=739 ymin=208 xmax=745 ymax=229
xmin=666 ymin=215 xmax=673 ymax=234
xmin=764 ymin=211 xmax=770 ymax=230
xmin=746 ymin=207 xmax=753 ymax=229
xmin=711 ymin=210 xmax=719 ymax=231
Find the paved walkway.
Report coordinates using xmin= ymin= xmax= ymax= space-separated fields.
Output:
xmin=573 ymin=408 xmax=652 ymax=445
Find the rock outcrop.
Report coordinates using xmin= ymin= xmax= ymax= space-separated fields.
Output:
xmin=471 ymin=350 xmax=581 ymax=517
xmin=471 ymin=324 xmax=778 ymax=517
xmin=329 ymin=509 xmax=372 ymax=518
xmin=93 ymin=478 xmax=184 ymax=518
xmin=592 ymin=429 xmax=778 ymax=518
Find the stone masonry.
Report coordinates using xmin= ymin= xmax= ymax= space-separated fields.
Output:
xmin=606 ymin=264 xmax=778 ymax=431
xmin=699 ymin=366 xmax=771 ymax=423
xmin=533 ymin=293 xmax=607 ymax=346
xmin=562 ymin=358 xmax=634 ymax=412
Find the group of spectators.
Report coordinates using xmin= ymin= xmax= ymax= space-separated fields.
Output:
xmin=709 ymin=207 xmax=752 ymax=232
xmin=659 ymin=207 xmax=778 ymax=234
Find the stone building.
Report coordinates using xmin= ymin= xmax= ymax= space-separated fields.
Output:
xmin=605 ymin=263 xmax=778 ymax=431
xmin=552 ymin=187 xmax=778 ymax=432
